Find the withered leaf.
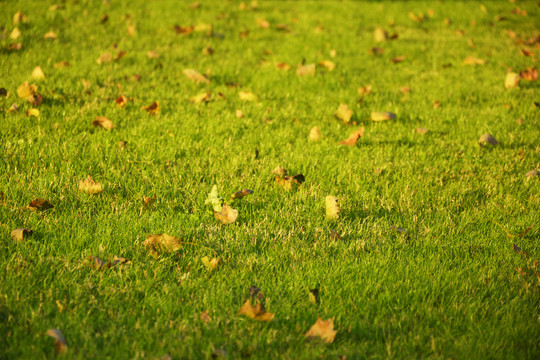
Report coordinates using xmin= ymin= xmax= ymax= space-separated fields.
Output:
xmin=374 ymin=27 xmax=388 ymax=42
xmin=92 ymin=116 xmax=114 ymax=130
xmin=54 ymin=61 xmax=71 ymax=68
xmin=463 ymin=56 xmax=486 ymax=65
xmin=17 ymin=81 xmax=37 ymax=100
xmin=305 ymin=318 xmax=337 ymax=343
xmin=340 ymin=125 xmax=364 ymax=146
xmin=201 ymin=256 xmax=219 ymax=270
xmin=112 ymin=255 xmax=130 ymax=266
xmin=115 ymin=95 xmax=128 ymax=107
xmin=371 ymin=112 xmax=396 ymax=121
xmin=214 ymin=203 xmax=238 ymax=224
xmin=143 ymin=234 xmax=183 ymax=252
xmin=272 ymin=166 xmax=287 ymax=177
xmin=335 ymin=103 xmax=353 ymax=123
xmin=90 ymin=256 xmax=109 ymax=270
xmin=391 ymin=55 xmax=406 ymax=64
xmin=78 ymin=176 xmax=103 ymax=194
xmin=308 ymin=288 xmax=319 ymax=304
xmin=309 ymin=126 xmax=321 ymax=141
xmin=238 ymin=299 xmax=274 ymax=321
xmin=96 ymin=52 xmax=113 ymax=65
xmin=296 ymin=63 xmax=316 ymax=76
xmin=11 ymin=228 xmax=33 ymax=241
xmin=358 ymin=85 xmax=372 ymax=96
xmin=231 ymin=189 xmax=254 ymax=200
xmin=142 ymin=101 xmax=160 ymax=115
xmin=13 ymin=12 xmax=27 ymax=26
xmin=525 ymin=169 xmax=540 ymax=178
xmin=28 ymin=198 xmax=53 ymax=211
xmin=520 ymin=67 xmax=538 ymax=81
xmin=174 ymin=25 xmax=194 ymax=35
xmin=325 ymin=196 xmax=340 ymax=219
xmin=415 ymin=127 xmax=429 ymax=135
xmin=276 ymin=174 xmax=305 ymax=190
xmin=46 ymin=329 xmax=67 ymax=354
xmin=478 ymin=133 xmax=498 ymax=146
xmin=146 ymin=50 xmax=160 ymax=59
xmin=369 ymin=47 xmax=384 ymax=56
xmin=505 ymin=72 xmax=520 ymax=88
xmin=183 ymin=69 xmax=210 ymax=83
xmin=521 ymin=48 xmax=533 ymax=57
xmin=143 ymin=195 xmax=157 ymax=208
xmin=256 ymin=18 xmax=270 ymax=28
xmin=200 ymin=311 xmax=211 ymax=323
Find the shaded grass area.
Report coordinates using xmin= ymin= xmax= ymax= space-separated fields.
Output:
xmin=1 ymin=0 xmax=539 ymax=359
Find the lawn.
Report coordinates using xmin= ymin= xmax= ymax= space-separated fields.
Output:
xmin=1 ymin=0 xmax=539 ymax=358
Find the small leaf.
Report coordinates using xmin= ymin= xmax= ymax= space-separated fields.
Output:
xmin=201 ymin=256 xmax=219 ymax=270
xmin=27 ymin=108 xmax=40 ymax=117
xmin=357 ymin=85 xmax=372 ymax=96
xmin=463 ymin=56 xmax=486 ymax=65
xmin=296 ymin=63 xmax=316 ymax=76
xmin=96 ymin=52 xmax=113 ymax=65
xmin=325 ymin=196 xmax=340 ymax=219
xmin=415 ymin=127 xmax=429 ymax=135
xmin=17 ymin=81 xmax=37 ymax=100
xmin=238 ymin=91 xmax=258 ymax=101
xmin=200 ymin=311 xmax=211 ymax=323
xmin=28 ymin=198 xmax=53 ymax=211
xmin=340 ymin=126 xmax=364 ymax=146
xmin=238 ymin=299 xmax=274 ymax=321
xmin=391 ymin=55 xmax=406 ymax=63
xmin=519 ymin=67 xmax=538 ymax=81
xmin=205 ymin=185 xmax=224 ymax=212
xmin=115 ymin=95 xmax=128 ymax=108
xmin=143 ymin=195 xmax=157 ymax=208
xmin=374 ymin=27 xmax=388 ymax=42
xmin=11 ymin=228 xmax=33 ymax=241
xmin=54 ymin=61 xmax=71 ymax=68
xmin=235 ymin=110 xmax=244 ymax=118
xmin=32 ymin=66 xmax=46 ymax=81
xmin=111 ymin=255 xmax=131 ymax=266
xmin=46 ymin=329 xmax=67 ymax=354
xmin=92 ymin=116 xmax=114 ymax=130
xmin=318 ymin=60 xmax=335 ymax=71
xmin=78 ymin=176 xmax=103 ymax=194
xmin=272 ymin=166 xmax=287 ymax=177
xmin=276 ymin=174 xmax=305 ymax=190
xmin=309 ymin=126 xmax=321 ymax=141
xmin=142 ymin=101 xmax=160 ymax=115
xmin=44 ymin=31 xmax=57 ymax=40
xmin=231 ymin=189 xmax=254 ymax=200
xmin=90 ymin=256 xmax=109 ymax=270
xmin=143 ymin=234 xmax=183 ymax=252
xmin=214 ymin=203 xmax=238 ymax=224
xmin=505 ymin=72 xmax=520 ymax=88
xmin=10 ymin=27 xmax=21 ymax=40
xmin=308 ymin=288 xmax=319 ymax=304
xmin=329 ymin=230 xmax=341 ymax=241
xmin=305 ymin=318 xmax=337 ymax=343
xmin=335 ymin=103 xmax=353 ymax=123
xmin=13 ymin=12 xmax=27 ymax=26
xmin=183 ymin=69 xmax=210 ymax=84
xmin=256 ymin=18 xmax=270 ymax=28
xmin=190 ymin=92 xmax=211 ymax=103
xmin=371 ymin=112 xmax=396 ymax=121
xmin=146 ymin=50 xmax=160 ymax=59
xmin=478 ymin=133 xmax=498 ymax=146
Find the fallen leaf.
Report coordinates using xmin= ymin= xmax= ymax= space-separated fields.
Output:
xmin=92 ymin=116 xmax=114 ymax=130
xmin=17 ymin=81 xmax=37 ymax=100
xmin=28 ymin=199 xmax=53 ymax=211
xmin=400 ymin=86 xmax=411 ymax=94
xmin=340 ymin=126 xmax=365 ymax=146
xmin=11 ymin=228 xmax=33 ymax=241
xmin=238 ymin=299 xmax=274 ymax=321
xmin=231 ymin=189 xmax=254 ymax=200
xmin=478 ymin=133 xmax=498 ymax=146
xmin=146 ymin=50 xmax=160 ymax=59
xmin=235 ymin=110 xmax=244 ymax=118
xmin=521 ymin=48 xmax=533 ymax=57
xmin=505 ymin=72 xmax=520 ymax=88
xmin=32 ymin=66 xmax=46 ymax=81
xmin=143 ymin=195 xmax=157 ymax=208
xmin=174 ymin=25 xmax=194 ymax=35
xmin=118 ymin=140 xmax=127 ymax=149
xmin=90 ymin=256 xmax=109 ymax=270
xmin=512 ymin=244 xmax=527 ymax=257
xmin=142 ymin=101 xmax=160 ymax=115
xmin=357 ymin=85 xmax=372 ymax=96
xmin=276 ymin=174 xmax=305 ymax=190
xmin=276 ymin=23 xmax=291 ymax=32
xmin=371 ymin=111 xmax=396 ymax=121
xmin=256 ymin=18 xmax=270 ymax=28
xmin=374 ymin=27 xmax=388 ymax=42
xmin=329 ymin=230 xmax=341 ymax=240
xmin=143 ymin=234 xmax=183 ymax=252
xmin=272 ymin=166 xmax=287 ymax=177
xmin=200 ymin=311 xmax=211 ymax=323
xmin=44 ymin=31 xmax=57 ymax=40
xmin=214 ymin=203 xmax=238 ymax=224
xmin=238 ymin=91 xmax=258 ymax=101
xmin=78 ymin=176 xmax=103 ymax=194
xmin=202 ymin=46 xmax=214 ymax=55
xmin=8 ymin=104 xmax=19 ymax=113
xmin=309 ymin=126 xmax=321 ymax=141
xmin=54 ymin=61 xmax=71 ymax=68
xmin=335 ymin=103 xmax=353 ymax=123
xmin=391 ymin=55 xmax=406 ymax=63
xmin=309 ymin=288 xmax=319 ymax=304
xmin=525 ymin=169 xmax=540 ymax=178
xmin=189 ymin=92 xmax=210 ymax=103
xmin=13 ymin=12 xmax=27 ymax=26
xmin=114 ymin=50 xmax=126 ymax=61
xmin=296 ymin=63 xmax=316 ymax=76
xmin=10 ymin=28 xmax=21 ymax=40
xmin=201 ymin=256 xmax=219 ymax=270
xmin=183 ymin=69 xmax=210 ymax=84
xmin=115 ymin=95 xmax=128 ymax=108
xmin=7 ymin=43 xmax=23 ymax=51
xmin=248 ymin=286 xmax=264 ymax=301
xmin=305 ymin=318 xmax=337 ymax=343
xmin=205 ymin=185 xmax=224 ymax=212
xmin=415 ymin=127 xmax=429 ymax=135
xmin=325 ymin=196 xmax=340 ymax=219
xmin=329 ymin=49 xmax=337 ymax=58
xmin=463 ymin=56 xmax=486 ymax=65
xmin=96 ymin=52 xmax=113 ymax=65
xmin=194 ymin=23 xmax=213 ymax=34
xmin=318 ymin=60 xmax=335 ymax=71
xmin=408 ymin=12 xmax=425 ymax=22
xmin=369 ymin=47 xmax=384 ymax=55
xmin=46 ymin=329 xmax=67 ymax=354
xmin=433 ymin=100 xmax=441 ymax=108
xmin=189 ymin=2 xmax=202 ymax=9
xmin=520 ymin=67 xmax=538 ymax=81
xmin=111 ymin=255 xmax=130 ymax=266
xmin=27 ymin=108 xmax=40 ymax=117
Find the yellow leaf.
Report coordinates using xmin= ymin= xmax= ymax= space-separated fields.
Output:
xmin=46 ymin=329 xmax=68 ymax=354
xmin=238 ymin=91 xmax=258 ymax=101
xmin=325 ymin=196 xmax=340 ymax=219
xmin=371 ymin=111 xmax=396 ymax=121
xmin=214 ymin=203 xmax=238 ymax=224
xmin=28 ymin=198 xmax=53 ymax=211
xmin=415 ymin=127 xmax=429 ymax=135
xmin=463 ymin=56 xmax=486 ymax=65
xmin=78 ymin=176 xmax=103 ymax=194
xmin=183 ymin=68 xmax=210 ymax=83
xmin=276 ymin=174 xmax=305 ymax=190
xmin=44 ymin=31 xmax=57 ymax=40
xmin=318 ymin=60 xmax=335 ymax=71
xmin=505 ymin=72 xmax=520 ymax=88
xmin=308 ymin=126 xmax=321 ymax=141
xmin=143 ymin=234 xmax=183 ymax=252
xmin=335 ymin=103 xmax=353 ymax=123
xmin=296 ymin=63 xmax=316 ymax=76
xmin=11 ymin=228 xmax=33 ymax=241
xmin=190 ymin=92 xmax=211 ymax=103
xmin=340 ymin=125 xmax=364 ymax=146
xmin=357 ymin=85 xmax=372 ymax=96
xmin=201 ymin=256 xmax=219 ymax=270
xmin=374 ymin=27 xmax=388 ymax=42
xmin=146 ymin=50 xmax=160 ymax=59
xmin=256 ymin=18 xmax=270 ymax=28
xmin=27 ymin=108 xmax=40 ymax=117
xmin=238 ymin=299 xmax=274 ymax=321
xmin=92 ymin=116 xmax=114 ymax=130
xmin=10 ymin=27 xmax=21 ymax=40
xmin=305 ymin=318 xmax=337 ymax=343
xmin=194 ymin=23 xmax=212 ymax=34
xmin=32 ymin=66 xmax=46 ymax=81
xmin=13 ymin=12 xmax=27 ymax=26
xmin=16 ymin=81 xmax=37 ymax=100
xmin=235 ymin=109 xmax=244 ymax=118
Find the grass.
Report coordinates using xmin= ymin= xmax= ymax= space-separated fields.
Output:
xmin=1 ymin=0 xmax=539 ymax=358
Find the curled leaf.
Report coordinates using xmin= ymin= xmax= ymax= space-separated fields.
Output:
xmin=238 ymin=299 xmax=274 ymax=321
xmin=112 ymin=255 xmax=130 ymax=266
xmin=115 ymin=95 xmax=128 ymax=108
xmin=335 ymin=103 xmax=353 ymax=123
xmin=231 ymin=189 xmax=254 ymax=200
xmin=371 ymin=112 xmax=396 ymax=121
xmin=92 ymin=116 xmax=114 ymax=130
xmin=11 ymin=228 xmax=33 ymax=241
xmin=214 ymin=203 xmax=238 ymax=224
xmin=78 ymin=176 xmax=103 ymax=194
xmin=340 ymin=125 xmax=364 ymax=146
xmin=325 ymin=196 xmax=340 ymax=219
xmin=46 ymin=329 xmax=67 ymax=354
xmin=305 ymin=318 xmax=337 ymax=343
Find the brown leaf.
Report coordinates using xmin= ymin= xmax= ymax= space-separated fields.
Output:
xmin=143 ymin=234 xmax=183 ymax=252
xmin=183 ymin=69 xmax=210 ymax=83
xmin=256 ymin=18 xmax=270 ymax=28
xmin=520 ymin=67 xmax=538 ymax=81
xmin=340 ymin=125 xmax=365 ymax=146
xmin=111 ymin=255 xmax=131 ymax=266
xmin=371 ymin=112 xmax=396 ymax=121
xmin=231 ymin=189 xmax=254 ymax=200
xmin=200 ymin=311 xmax=211 ymax=323
xmin=115 ymin=95 xmax=128 ymax=108
xmin=478 ymin=133 xmax=498 ymax=146
xmin=275 ymin=62 xmax=291 ymax=71
xmin=305 ymin=318 xmax=337 ymax=343
xmin=214 ymin=203 xmax=238 ymax=224
xmin=11 ymin=228 xmax=33 ymax=241
xmin=369 ymin=47 xmax=384 ymax=56
xmin=520 ymin=48 xmax=533 ymax=57
xmin=143 ymin=195 xmax=157 ymax=208
xmin=114 ymin=50 xmax=126 ymax=61
xmin=54 ymin=61 xmax=71 ymax=68
xmin=78 ymin=176 xmax=103 ymax=194
xmin=276 ymin=174 xmax=305 ymax=190
xmin=90 ymin=256 xmax=110 ymax=270
xmin=174 ymin=25 xmax=194 ymax=35
xmin=463 ymin=56 xmax=486 ymax=65
xmin=335 ymin=103 xmax=353 ymax=123
xmin=28 ymin=198 xmax=53 ymax=211
xmin=391 ymin=55 xmax=406 ymax=64
xmin=92 ymin=116 xmax=114 ymax=130
xmin=46 ymin=329 xmax=67 ymax=354
xmin=525 ymin=169 xmax=540 ymax=178
xmin=358 ymin=85 xmax=372 ymax=96
xmin=142 ymin=101 xmax=160 ymax=115
xmin=296 ymin=63 xmax=316 ymax=76
xmin=238 ymin=299 xmax=274 ymax=321
xmin=96 ymin=52 xmax=113 ymax=65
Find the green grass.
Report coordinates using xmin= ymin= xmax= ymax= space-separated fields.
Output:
xmin=1 ymin=0 xmax=539 ymax=358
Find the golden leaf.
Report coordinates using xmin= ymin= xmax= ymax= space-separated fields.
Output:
xmin=115 ymin=95 xmax=128 ymax=108
xmin=374 ymin=27 xmax=388 ymax=42
xmin=143 ymin=234 xmax=183 ymax=252
xmin=13 ymin=12 xmax=27 ymax=26
xmin=27 ymin=108 xmax=40 ymax=117
xmin=296 ymin=63 xmax=316 ymax=76
xmin=325 ymin=196 xmax=340 ymax=219
xmin=371 ymin=112 xmax=396 ymax=121
xmin=309 ymin=126 xmax=321 ymax=141
xmin=10 ymin=27 xmax=21 ymax=40
xmin=340 ymin=126 xmax=364 ymax=146
xmin=28 ymin=198 xmax=53 ymax=211
xmin=305 ymin=317 xmax=337 ymax=343
xmin=32 ymin=66 xmax=46 ymax=81
xmin=92 ymin=116 xmax=114 ymax=130
xmin=142 ymin=101 xmax=160 ymax=115
xmin=46 ymin=329 xmax=67 ymax=354
xmin=143 ymin=195 xmax=157 ymax=208
xmin=238 ymin=91 xmax=258 ymax=101
xmin=235 ymin=110 xmax=244 ymax=119
xmin=238 ymin=299 xmax=274 ymax=321
xmin=16 ymin=81 xmax=37 ymax=100
xmin=11 ymin=228 xmax=33 ymax=241
xmin=505 ymin=72 xmax=520 ymax=88
xmin=231 ymin=189 xmax=254 ymax=199
xmin=201 ymin=256 xmax=219 ymax=270
xmin=415 ymin=127 xmax=429 ymax=135
xmin=357 ymin=85 xmax=372 ymax=96
xmin=78 ymin=176 xmax=103 ymax=194
xmin=256 ymin=18 xmax=270 ymax=28
xmin=183 ymin=68 xmax=210 ymax=83
xmin=214 ymin=203 xmax=238 ymax=224
xmin=335 ymin=103 xmax=353 ymax=123
xmin=318 ymin=60 xmax=335 ymax=71
xmin=96 ymin=52 xmax=113 ymax=65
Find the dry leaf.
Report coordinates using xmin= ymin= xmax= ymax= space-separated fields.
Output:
xmin=272 ymin=166 xmax=287 ymax=177
xmin=54 ymin=61 xmax=71 ymax=68
xmin=28 ymin=198 xmax=53 ymax=211
xmin=46 ymin=329 xmax=67 ymax=354
xmin=194 ymin=23 xmax=212 ymax=34
xmin=90 ymin=256 xmax=109 ymax=270
xmin=325 ymin=196 xmax=339 ymax=219
xmin=520 ymin=67 xmax=538 ymax=81
xmin=143 ymin=234 xmax=182 ymax=252
xmin=329 ymin=230 xmax=341 ymax=240
xmin=27 ymin=108 xmax=40 ymax=117
xmin=238 ymin=299 xmax=274 ymax=321
xmin=391 ymin=55 xmax=406 ymax=63
xmin=374 ymin=27 xmax=388 ymax=42
xmin=96 ymin=52 xmax=113 ymax=65
xmin=256 ymin=18 xmax=270 ymax=28
xmin=231 ymin=189 xmax=254 ymax=200
xmin=309 ymin=126 xmax=321 ymax=141
xmin=235 ymin=110 xmax=244 ymax=118
xmin=146 ymin=50 xmax=160 ymax=59
xmin=276 ymin=23 xmax=291 ymax=32
xmin=478 ymin=133 xmax=498 ymax=146
xmin=214 ymin=203 xmax=238 ymax=224
xmin=463 ymin=56 xmax=486 ymax=65
xmin=408 ymin=12 xmax=425 ymax=22
xmin=340 ymin=126 xmax=365 ymax=146
xmin=17 ymin=81 xmax=37 ymax=100
xmin=92 ymin=116 xmax=114 ymax=130
xmin=335 ymin=103 xmax=353 ymax=123
xmin=143 ymin=195 xmax=157 ymax=208
xmin=238 ymin=91 xmax=258 ymax=101
xmin=114 ymin=51 xmax=126 ymax=61
xmin=525 ymin=169 xmax=540 ymax=178
xmin=32 ymin=66 xmax=46 ymax=81
xmin=200 ymin=311 xmax=211 ymax=323
xmin=7 ymin=43 xmax=22 ymax=51
xmin=183 ymin=69 xmax=209 ymax=84
xmin=305 ymin=318 xmax=337 ymax=343
xmin=188 ymin=92 xmax=210 ymax=104
xmin=44 ymin=31 xmax=57 ymax=40
xmin=358 ymin=85 xmax=372 ymax=96
xmin=8 ymin=104 xmax=19 ymax=113
xmin=275 ymin=62 xmax=291 ymax=71
xmin=330 ymin=49 xmax=337 ymax=58
xmin=400 ymin=86 xmax=411 ymax=94
xmin=276 ymin=174 xmax=305 ymax=190
xmin=318 ymin=60 xmax=335 ymax=71
xmin=0 ymin=88 xmax=8 ymax=98
xmin=78 ymin=176 xmax=103 ymax=194
xmin=202 ymin=46 xmax=214 ymax=55
xmin=505 ymin=72 xmax=520 ymax=88
xmin=115 ymin=95 xmax=128 ymax=108
xmin=369 ymin=47 xmax=384 ymax=55
xmin=142 ymin=101 xmax=160 ymax=115
xmin=13 ymin=12 xmax=27 ymax=26
xmin=296 ymin=63 xmax=316 ymax=76
xmin=201 ymin=256 xmax=219 ymax=270
xmin=111 ymin=255 xmax=130 ymax=266
xmin=10 ymin=28 xmax=21 ymax=40
xmin=433 ymin=100 xmax=441 ymax=108
xmin=371 ymin=111 xmax=396 ymax=121
xmin=521 ymin=48 xmax=533 ymax=57
xmin=174 ymin=25 xmax=194 ymax=35
xmin=11 ymin=228 xmax=33 ymax=241
xmin=415 ymin=127 xmax=429 ymax=135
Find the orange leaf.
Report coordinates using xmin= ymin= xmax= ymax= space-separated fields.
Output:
xmin=142 ymin=101 xmax=160 ymax=115
xmin=340 ymin=125 xmax=365 ymax=146
xmin=92 ymin=116 xmax=114 ymax=130
xmin=305 ymin=318 xmax=337 ymax=343
xmin=214 ymin=203 xmax=238 ymax=224
xmin=238 ymin=299 xmax=274 ymax=321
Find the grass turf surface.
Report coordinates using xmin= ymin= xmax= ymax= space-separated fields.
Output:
xmin=1 ymin=0 xmax=540 ymax=358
